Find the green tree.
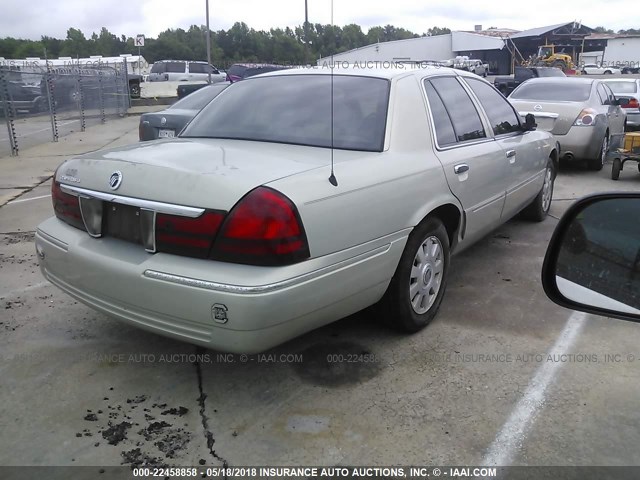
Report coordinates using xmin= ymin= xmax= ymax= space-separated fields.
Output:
xmin=426 ymin=26 xmax=452 ymax=36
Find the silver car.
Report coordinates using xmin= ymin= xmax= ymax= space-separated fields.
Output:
xmin=509 ymin=77 xmax=627 ymax=170
xmin=601 ymin=78 xmax=640 ymax=130
xmin=36 ymin=68 xmax=558 ymax=353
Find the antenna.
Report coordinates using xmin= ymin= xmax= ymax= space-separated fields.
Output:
xmin=328 ymin=0 xmax=338 ymax=186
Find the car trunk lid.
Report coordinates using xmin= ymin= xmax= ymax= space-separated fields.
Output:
xmin=57 ymin=138 xmax=329 ymax=211
xmin=511 ymin=100 xmax=585 ymax=135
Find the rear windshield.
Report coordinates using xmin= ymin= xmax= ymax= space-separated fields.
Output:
xmin=169 ymin=83 xmax=229 ymax=110
xmin=510 ymin=81 xmax=591 ymax=102
xmin=604 ymin=81 xmax=638 ymax=94
xmin=181 ymin=75 xmax=390 ymax=152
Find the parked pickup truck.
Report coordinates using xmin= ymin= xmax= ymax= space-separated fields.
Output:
xmin=494 ymin=66 xmax=565 ymax=96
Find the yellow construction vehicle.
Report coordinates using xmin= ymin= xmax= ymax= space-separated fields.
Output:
xmin=526 ymin=45 xmax=575 ymax=72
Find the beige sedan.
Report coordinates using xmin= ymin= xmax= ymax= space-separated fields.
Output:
xmin=36 ymin=67 xmax=558 ymax=353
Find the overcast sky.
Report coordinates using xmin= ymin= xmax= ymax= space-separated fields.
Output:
xmin=1 ymin=0 xmax=637 ymax=41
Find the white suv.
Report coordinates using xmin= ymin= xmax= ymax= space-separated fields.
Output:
xmin=148 ymin=60 xmax=226 ymax=83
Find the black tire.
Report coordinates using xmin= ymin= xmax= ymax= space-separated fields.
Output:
xmin=604 ymin=70 xmax=612 ymax=75
xmin=129 ymin=82 xmax=141 ymax=99
xmin=378 ymin=217 xmax=450 ymax=333
xmin=612 ymin=158 xmax=622 ymax=180
xmin=588 ymin=134 xmax=608 ymax=171
xmin=552 ymin=60 xmax=567 ymax=71
xmin=522 ymin=158 xmax=555 ymax=221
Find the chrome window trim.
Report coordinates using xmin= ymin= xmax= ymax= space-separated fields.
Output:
xmin=421 ymin=75 xmax=494 ymax=152
xmin=60 ymin=185 xmax=205 ymax=218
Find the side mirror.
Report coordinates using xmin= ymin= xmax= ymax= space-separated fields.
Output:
xmin=542 ymin=193 xmax=640 ymax=321
xmin=523 ymin=113 xmax=537 ymax=131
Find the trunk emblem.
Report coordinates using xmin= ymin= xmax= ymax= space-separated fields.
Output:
xmin=161 ymin=117 xmax=167 ymax=126
xmin=212 ymin=304 xmax=229 ymax=324
xmin=109 ymin=171 xmax=123 ymax=190
xmin=534 ymin=104 xmax=543 ymax=111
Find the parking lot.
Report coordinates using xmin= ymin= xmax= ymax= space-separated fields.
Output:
xmin=2 ymin=114 xmax=640 ymax=473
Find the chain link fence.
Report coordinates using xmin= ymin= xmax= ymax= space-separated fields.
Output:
xmin=0 ymin=61 xmax=130 ymax=157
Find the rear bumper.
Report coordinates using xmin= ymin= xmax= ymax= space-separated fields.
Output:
xmin=625 ymin=112 xmax=640 ymax=128
xmin=35 ymin=217 xmax=406 ymax=353
xmin=554 ymin=126 xmax=603 ymax=160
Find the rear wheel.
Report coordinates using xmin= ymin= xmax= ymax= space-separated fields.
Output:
xmin=588 ymin=134 xmax=609 ymax=171
xmin=604 ymin=70 xmax=613 ymax=75
xmin=378 ymin=217 xmax=450 ymax=332
xmin=612 ymin=158 xmax=622 ymax=180
xmin=552 ymin=60 xmax=567 ymax=71
xmin=522 ymin=158 xmax=555 ymax=221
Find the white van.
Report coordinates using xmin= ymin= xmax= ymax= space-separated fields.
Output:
xmin=148 ymin=60 xmax=226 ymax=83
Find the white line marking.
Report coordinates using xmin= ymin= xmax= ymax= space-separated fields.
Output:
xmin=7 ymin=194 xmax=51 ymax=205
xmin=0 ymin=281 xmax=49 ymax=299
xmin=483 ymin=311 xmax=587 ymax=466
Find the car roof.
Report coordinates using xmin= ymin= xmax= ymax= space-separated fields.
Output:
xmin=253 ymin=65 xmax=475 ymax=81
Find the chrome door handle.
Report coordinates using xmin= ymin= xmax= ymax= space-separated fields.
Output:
xmin=506 ymin=150 xmax=516 ymax=158
xmin=454 ymin=164 xmax=469 ymax=174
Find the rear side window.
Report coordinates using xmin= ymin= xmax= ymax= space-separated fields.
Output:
xmin=424 ymin=81 xmax=457 ymax=146
xmin=465 ymin=78 xmax=521 ymax=135
xmin=188 ymin=63 xmax=206 ymax=74
xmin=602 ymin=84 xmax=616 ymax=105
xmin=427 ymin=77 xmax=486 ymax=143
xmin=510 ymin=81 xmax=592 ymax=101
xmin=165 ymin=62 xmax=185 ymax=73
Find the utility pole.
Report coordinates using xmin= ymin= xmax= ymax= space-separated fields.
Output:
xmin=206 ymin=0 xmax=212 ymax=83
xmin=304 ymin=0 xmax=310 ymax=64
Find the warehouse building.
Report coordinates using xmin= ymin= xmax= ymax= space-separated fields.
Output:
xmin=318 ymin=22 xmax=640 ymax=75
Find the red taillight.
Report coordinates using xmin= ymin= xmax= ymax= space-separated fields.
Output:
xmin=155 ymin=211 xmax=225 ymax=258
xmin=211 ymin=187 xmax=310 ymax=266
xmin=51 ymin=180 xmax=85 ymax=231
xmin=623 ymin=98 xmax=639 ymax=109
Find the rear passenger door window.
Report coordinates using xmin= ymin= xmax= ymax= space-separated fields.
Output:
xmin=166 ymin=62 xmax=185 ymax=73
xmin=188 ymin=63 xmax=206 ymax=74
xmin=465 ymin=78 xmax=521 ymax=135
xmin=427 ymin=77 xmax=486 ymax=144
xmin=424 ymin=81 xmax=457 ymax=146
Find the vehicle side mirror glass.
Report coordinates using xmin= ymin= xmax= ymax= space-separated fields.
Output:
xmin=523 ymin=113 xmax=537 ymax=131
xmin=542 ymin=194 xmax=640 ymax=322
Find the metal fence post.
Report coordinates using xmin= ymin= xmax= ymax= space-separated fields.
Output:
xmin=123 ymin=60 xmax=132 ymax=109
xmin=45 ymin=62 xmax=59 ymax=142
xmin=0 ymin=67 xmax=19 ymax=156
xmin=77 ymin=72 xmax=86 ymax=132
xmin=115 ymin=66 xmax=122 ymax=117
xmin=98 ymin=70 xmax=105 ymax=123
